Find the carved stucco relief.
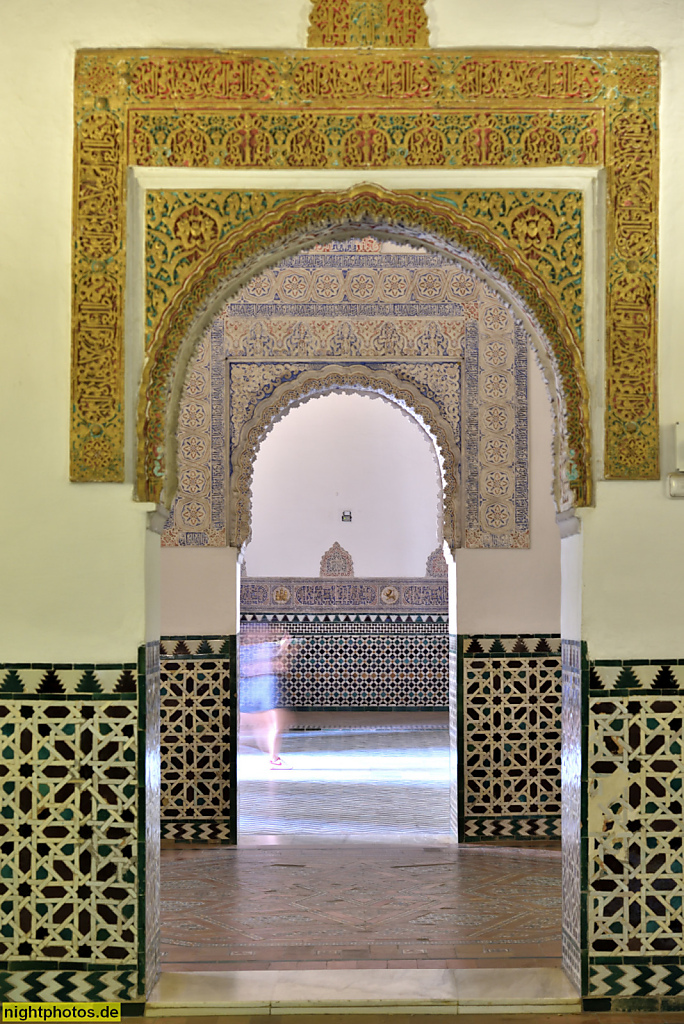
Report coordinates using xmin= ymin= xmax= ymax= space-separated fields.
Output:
xmin=72 ymin=41 xmax=658 ymax=491
xmin=163 ymin=242 xmax=530 ymax=552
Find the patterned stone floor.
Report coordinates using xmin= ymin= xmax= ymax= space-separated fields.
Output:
xmin=162 ymin=717 xmax=561 ymax=973
xmin=160 ymin=844 xmax=561 ymax=972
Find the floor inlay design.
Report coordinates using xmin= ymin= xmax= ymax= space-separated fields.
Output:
xmin=160 ymin=844 xmax=561 ymax=972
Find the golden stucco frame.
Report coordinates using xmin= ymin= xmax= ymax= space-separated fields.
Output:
xmin=71 ymin=2 xmax=659 ymax=497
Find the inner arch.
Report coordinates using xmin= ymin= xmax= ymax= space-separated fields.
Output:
xmin=244 ymin=390 xmax=443 ymax=578
xmin=229 ymin=362 xmax=460 ymax=552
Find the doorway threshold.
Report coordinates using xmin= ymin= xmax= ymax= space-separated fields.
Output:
xmin=146 ymin=967 xmax=580 ymax=1015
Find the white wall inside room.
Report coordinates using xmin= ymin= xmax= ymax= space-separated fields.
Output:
xmin=456 ymin=350 xmax=561 ymax=635
xmin=242 ymin=391 xmax=441 ymax=577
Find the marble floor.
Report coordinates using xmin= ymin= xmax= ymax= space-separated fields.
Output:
xmin=147 ymin=966 xmax=579 ymax=1015
xmin=161 ymin=716 xmax=561 ymax=974
xmin=237 ymin=713 xmax=451 ymax=844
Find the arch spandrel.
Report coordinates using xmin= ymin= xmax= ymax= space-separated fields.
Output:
xmin=139 ymin=183 xmax=590 ymax=516
xmin=228 ymin=364 xmax=460 ymax=553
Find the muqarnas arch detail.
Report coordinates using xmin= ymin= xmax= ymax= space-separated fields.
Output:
xmin=142 ymin=184 xmax=588 ymax=518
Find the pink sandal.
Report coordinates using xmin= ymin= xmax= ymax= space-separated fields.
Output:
xmin=269 ymin=756 xmax=292 ymax=770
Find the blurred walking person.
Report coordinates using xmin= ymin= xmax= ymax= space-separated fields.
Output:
xmin=239 ymin=622 xmax=294 ymax=769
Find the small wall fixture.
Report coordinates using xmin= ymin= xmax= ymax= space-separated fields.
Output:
xmin=667 ymin=422 xmax=684 ymax=497
xmin=341 ymin=510 xmax=352 ymax=522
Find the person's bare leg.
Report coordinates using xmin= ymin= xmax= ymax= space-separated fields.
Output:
xmin=242 ymin=710 xmax=271 ymax=753
xmin=266 ymin=709 xmax=280 ymax=760
xmin=268 ymin=709 xmax=294 ymax=766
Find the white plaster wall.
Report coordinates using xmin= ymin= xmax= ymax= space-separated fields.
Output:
xmin=1 ymin=0 xmax=684 ymax=661
xmin=160 ymin=546 xmax=240 ymax=636
xmin=456 ymin=350 xmax=561 ymax=635
xmin=241 ymin=392 xmax=441 ymax=577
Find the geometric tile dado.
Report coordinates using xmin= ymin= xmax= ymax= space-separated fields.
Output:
xmin=0 ymin=656 xmax=145 ymax=1005
xmin=456 ymin=635 xmax=563 ymax=844
xmin=583 ymin=657 xmax=684 ymax=1008
xmin=588 ymin=696 xmax=684 ymax=964
xmin=560 ymin=639 xmax=582 ymax=996
xmin=0 ymin=700 xmax=139 ymax=964
xmin=159 ymin=643 xmax=237 ymax=845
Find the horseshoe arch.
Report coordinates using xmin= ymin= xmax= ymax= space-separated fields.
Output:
xmin=139 ymin=184 xmax=591 ymax=521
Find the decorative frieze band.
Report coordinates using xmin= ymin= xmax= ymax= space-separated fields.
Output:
xmin=240 ymin=576 xmax=448 ymax=614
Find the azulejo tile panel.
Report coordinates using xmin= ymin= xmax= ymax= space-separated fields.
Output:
xmin=457 ymin=634 xmax=563 ymax=844
xmin=143 ymin=642 xmax=161 ymax=998
xmin=159 ymin=641 xmax=237 ymax=845
xmin=163 ymin=242 xmax=530 ymax=550
xmin=584 ymin=656 xmax=684 ymax=1006
xmin=162 ymin=324 xmax=225 ymax=547
xmin=0 ymin=660 xmax=144 ymax=1003
xmin=587 ymin=693 xmax=684 ymax=985
xmin=240 ymin=575 xmax=448 ymax=615
xmin=72 ymin=42 xmax=659 ymax=493
xmin=561 ymin=638 xmax=583 ymax=995
xmin=240 ymin=619 xmax=448 ymax=709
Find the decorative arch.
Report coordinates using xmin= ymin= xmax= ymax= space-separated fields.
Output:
xmin=139 ymin=183 xmax=590 ymax=514
xmin=228 ymin=364 xmax=460 ymax=552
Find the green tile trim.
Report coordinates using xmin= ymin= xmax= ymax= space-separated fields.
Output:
xmin=0 ymin=960 xmax=138 ymax=971
xmin=584 ymin=996 xmax=684 ymax=1012
xmin=136 ymin=643 xmax=149 ymax=998
xmin=0 ymin=664 xmax=137 ymax=670
xmin=0 ymin=661 xmax=138 ymax=697
xmin=0 ymin=693 xmax=136 ymax=700
xmin=579 ymin=638 xmax=589 ymax=997
xmin=456 ymin=633 xmax=465 ymax=844
xmin=227 ymin=634 xmax=238 ymax=845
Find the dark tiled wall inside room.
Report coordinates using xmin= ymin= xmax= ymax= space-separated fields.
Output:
xmin=239 ymin=576 xmax=449 ymax=710
xmin=252 ymin=618 xmax=450 ymax=710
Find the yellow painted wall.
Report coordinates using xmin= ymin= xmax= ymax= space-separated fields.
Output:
xmin=1 ymin=0 xmax=683 ymax=661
